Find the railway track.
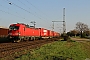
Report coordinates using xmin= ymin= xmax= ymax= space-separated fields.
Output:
xmin=0 ymin=38 xmax=59 ymax=58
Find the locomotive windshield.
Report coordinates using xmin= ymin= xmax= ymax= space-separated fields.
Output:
xmin=9 ymin=26 xmax=19 ymax=30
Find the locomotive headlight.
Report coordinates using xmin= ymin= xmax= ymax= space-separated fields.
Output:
xmin=15 ymin=32 xmax=20 ymax=35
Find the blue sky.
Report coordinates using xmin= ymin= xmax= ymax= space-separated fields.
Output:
xmin=0 ymin=0 xmax=90 ymax=33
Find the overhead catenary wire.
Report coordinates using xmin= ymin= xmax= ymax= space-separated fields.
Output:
xmin=25 ymin=0 xmax=54 ymax=20
xmin=0 ymin=0 xmax=42 ymax=28
xmin=7 ymin=0 xmax=52 ymax=21
xmin=17 ymin=0 xmax=49 ymax=21
xmin=17 ymin=0 xmax=37 ymax=16
xmin=1 ymin=0 xmax=30 ymax=21
xmin=6 ymin=0 xmax=51 ymax=28
xmin=3 ymin=0 xmax=46 ymax=27
xmin=4 ymin=0 xmax=60 ymax=22
xmin=6 ymin=0 xmax=42 ymax=20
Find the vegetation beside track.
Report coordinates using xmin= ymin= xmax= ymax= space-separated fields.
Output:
xmin=14 ymin=40 xmax=90 ymax=60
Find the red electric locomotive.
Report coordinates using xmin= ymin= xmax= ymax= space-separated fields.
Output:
xmin=8 ymin=23 xmax=40 ymax=42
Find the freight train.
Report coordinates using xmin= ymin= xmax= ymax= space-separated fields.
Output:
xmin=1 ymin=23 xmax=60 ymax=42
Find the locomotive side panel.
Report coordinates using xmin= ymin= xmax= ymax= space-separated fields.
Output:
xmin=33 ymin=28 xmax=40 ymax=36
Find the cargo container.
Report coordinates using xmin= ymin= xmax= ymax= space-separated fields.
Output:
xmin=0 ymin=27 xmax=9 ymax=37
xmin=48 ymin=30 xmax=53 ymax=38
xmin=39 ymin=28 xmax=49 ymax=38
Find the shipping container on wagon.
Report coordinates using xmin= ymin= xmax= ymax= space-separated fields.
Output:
xmin=53 ymin=32 xmax=56 ymax=37
xmin=0 ymin=27 xmax=9 ymax=37
xmin=57 ymin=33 xmax=60 ymax=37
xmin=39 ymin=28 xmax=49 ymax=38
xmin=48 ymin=30 xmax=53 ymax=38
xmin=51 ymin=31 xmax=54 ymax=37
xmin=54 ymin=32 xmax=60 ymax=37
xmin=52 ymin=31 xmax=60 ymax=38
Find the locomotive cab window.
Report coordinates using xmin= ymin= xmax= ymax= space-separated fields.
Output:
xmin=9 ymin=26 xmax=19 ymax=30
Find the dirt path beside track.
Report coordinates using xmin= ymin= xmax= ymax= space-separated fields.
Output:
xmin=70 ymin=37 xmax=90 ymax=42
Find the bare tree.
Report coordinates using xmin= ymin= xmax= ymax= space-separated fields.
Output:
xmin=76 ymin=22 xmax=89 ymax=37
xmin=83 ymin=29 xmax=90 ymax=36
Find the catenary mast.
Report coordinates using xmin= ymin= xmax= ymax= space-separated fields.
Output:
xmin=63 ymin=8 xmax=66 ymax=34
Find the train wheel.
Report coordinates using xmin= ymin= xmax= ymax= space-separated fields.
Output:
xmin=13 ymin=40 xmax=16 ymax=43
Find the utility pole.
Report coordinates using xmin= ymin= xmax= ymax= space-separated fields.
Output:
xmin=63 ymin=8 xmax=66 ymax=34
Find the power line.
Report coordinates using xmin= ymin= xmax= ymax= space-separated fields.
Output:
xmin=6 ymin=0 xmax=42 ymax=20
xmin=25 ymin=0 xmax=39 ymax=11
xmin=17 ymin=0 xmax=28 ymax=7
xmin=18 ymin=0 xmax=48 ymax=21
xmin=1 ymin=0 xmax=29 ymax=20
xmin=17 ymin=0 xmax=37 ymax=17
xmin=8 ymin=0 xmax=54 ymax=22
xmin=25 ymin=0 xmax=50 ymax=20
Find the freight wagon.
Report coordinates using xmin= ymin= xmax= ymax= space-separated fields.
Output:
xmin=39 ymin=28 xmax=50 ymax=38
xmin=48 ymin=30 xmax=54 ymax=38
xmin=53 ymin=32 xmax=60 ymax=38
xmin=0 ymin=27 xmax=9 ymax=37
xmin=8 ymin=23 xmax=60 ymax=42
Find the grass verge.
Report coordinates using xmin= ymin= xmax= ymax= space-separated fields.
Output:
xmin=14 ymin=40 xmax=90 ymax=60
